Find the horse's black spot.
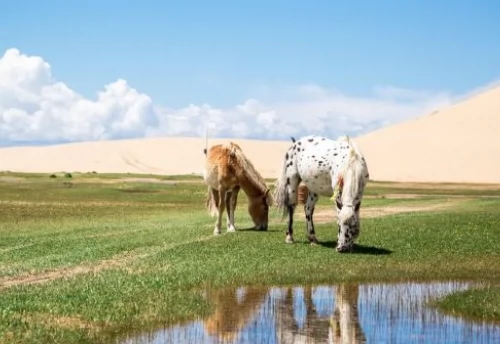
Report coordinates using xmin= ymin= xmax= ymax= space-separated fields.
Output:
xmin=291 ymin=136 xmax=296 ymax=143
xmin=314 ymin=176 xmax=318 ymax=179
xmin=298 ymin=142 xmax=302 ymax=146
xmin=322 ymin=138 xmax=325 ymax=140
xmin=297 ymin=148 xmax=301 ymax=152
xmin=287 ymin=161 xmax=293 ymax=167
xmin=314 ymin=142 xmax=319 ymax=145
xmin=305 ymin=214 xmax=311 ymax=221
xmin=308 ymin=138 xmax=314 ymax=142
xmin=312 ymin=155 xmax=315 ymax=158
xmin=334 ymin=153 xmax=338 ymax=156
xmin=286 ymin=177 xmax=290 ymax=185
xmin=285 ymin=152 xmax=289 ymax=160
xmin=203 ymin=148 xmax=207 ymax=155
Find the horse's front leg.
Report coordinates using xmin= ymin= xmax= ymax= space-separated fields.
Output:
xmin=226 ymin=186 xmax=240 ymax=232
xmin=214 ymin=187 xmax=227 ymax=235
xmin=285 ymin=175 xmax=301 ymax=243
xmin=304 ymin=191 xmax=319 ymax=245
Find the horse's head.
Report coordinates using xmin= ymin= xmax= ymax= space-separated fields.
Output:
xmin=335 ymin=198 xmax=361 ymax=253
xmin=248 ymin=189 xmax=273 ymax=231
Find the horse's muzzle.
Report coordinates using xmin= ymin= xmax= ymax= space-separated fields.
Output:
xmin=256 ymin=223 xmax=268 ymax=231
xmin=336 ymin=245 xmax=352 ymax=253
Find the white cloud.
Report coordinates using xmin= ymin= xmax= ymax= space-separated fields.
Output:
xmin=0 ymin=47 xmax=486 ymax=145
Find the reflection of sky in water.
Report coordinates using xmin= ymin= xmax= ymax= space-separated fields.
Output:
xmin=120 ymin=281 xmax=500 ymax=344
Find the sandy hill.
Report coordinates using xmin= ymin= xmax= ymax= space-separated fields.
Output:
xmin=355 ymin=85 xmax=500 ymax=183
xmin=0 ymin=137 xmax=292 ymax=179
xmin=1 ymin=86 xmax=499 ymax=184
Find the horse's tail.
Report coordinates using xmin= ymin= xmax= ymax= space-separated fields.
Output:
xmin=203 ymin=126 xmax=209 ymax=156
xmin=205 ymin=185 xmax=218 ymax=217
xmin=272 ymin=148 xmax=292 ymax=219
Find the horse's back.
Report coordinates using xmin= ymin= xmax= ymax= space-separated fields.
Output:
xmin=292 ymin=136 xmax=339 ymax=197
xmin=203 ymin=142 xmax=242 ymax=189
xmin=203 ymin=144 xmax=226 ymax=189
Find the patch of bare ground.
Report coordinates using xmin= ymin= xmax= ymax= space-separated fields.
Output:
xmin=303 ymin=200 xmax=462 ymax=224
xmin=0 ymin=200 xmax=183 ymax=207
xmin=71 ymin=177 xmax=202 ymax=184
xmin=372 ymin=181 xmax=500 ymax=191
xmin=364 ymin=193 xmax=422 ymax=199
xmin=0 ymin=235 xmax=214 ymax=292
xmin=0 ymin=254 xmax=136 ymax=292
xmin=14 ymin=312 xmax=99 ymax=330
xmin=0 ymin=176 xmax=24 ymax=183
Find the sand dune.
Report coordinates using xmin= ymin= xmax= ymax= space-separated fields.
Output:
xmin=0 ymin=137 xmax=292 ymax=178
xmin=1 ymin=86 xmax=499 ymax=183
xmin=355 ymin=85 xmax=500 ymax=183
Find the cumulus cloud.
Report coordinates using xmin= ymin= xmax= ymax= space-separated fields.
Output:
xmin=0 ymin=48 xmax=469 ymax=145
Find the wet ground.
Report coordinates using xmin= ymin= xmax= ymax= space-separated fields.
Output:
xmin=120 ymin=281 xmax=500 ymax=344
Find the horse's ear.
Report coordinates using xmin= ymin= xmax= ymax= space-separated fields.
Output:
xmin=336 ymin=198 xmax=343 ymax=210
xmin=264 ymin=189 xmax=271 ymax=200
xmin=264 ymin=189 xmax=273 ymax=206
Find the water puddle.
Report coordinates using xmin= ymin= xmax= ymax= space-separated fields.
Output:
xmin=121 ymin=281 xmax=500 ymax=343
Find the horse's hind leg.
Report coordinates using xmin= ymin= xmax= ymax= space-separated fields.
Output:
xmin=285 ymin=174 xmax=301 ymax=243
xmin=304 ymin=191 xmax=319 ymax=245
xmin=226 ymin=186 xmax=240 ymax=232
xmin=213 ymin=187 xmax=228 ymax=235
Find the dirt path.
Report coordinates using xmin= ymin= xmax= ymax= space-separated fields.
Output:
xmin=299 ymin=201 xmax=461 ymax=224
xmin=0 ymin=235 xmax=214 ymax=291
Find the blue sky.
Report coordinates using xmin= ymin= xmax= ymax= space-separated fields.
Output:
xmin=1 ymin=0 xmax=499 ymax=144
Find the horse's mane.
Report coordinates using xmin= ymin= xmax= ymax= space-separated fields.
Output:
xmin=225 ymin=142 xmax=269 ymax=195
xmin=337 ymin=136 xmax=368 ymax=206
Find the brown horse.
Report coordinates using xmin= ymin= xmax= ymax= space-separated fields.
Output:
xmin=203 ymin=286 xmax=269 ymax=341
xmin=203 ymin=141 xmax=273 ymax=235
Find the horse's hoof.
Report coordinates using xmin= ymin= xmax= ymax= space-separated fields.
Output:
xmin=213 ymin=230 xmax=221 ymax=235
xmin=285 ymin=235 xmax=294 ymax=244
xmin=227 ymin=225 xmax=236 ymax=232
xmin=308 ymin=236 xmax=318 ymax=245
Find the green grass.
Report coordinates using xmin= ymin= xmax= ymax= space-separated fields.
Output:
xmin=0 ymin=172 xmax=499 ymax=343
xmin=432 ymin=286 xmax=500 ymax=324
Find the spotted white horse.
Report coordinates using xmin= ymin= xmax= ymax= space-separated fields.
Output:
xmin=273 ymin=135 xmax=370 ymax=252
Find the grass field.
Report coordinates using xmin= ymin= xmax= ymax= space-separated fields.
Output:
xmin=0 ymin=171 xmax=499 ymax=343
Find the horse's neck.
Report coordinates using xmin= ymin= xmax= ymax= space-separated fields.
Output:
xmin=240 ymin=178 xmax=264 ymax=198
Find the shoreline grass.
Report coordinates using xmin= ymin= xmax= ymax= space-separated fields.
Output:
xmin=431 ymin=285 xmax=500 ymax=325
xmin=0 ymin=172 xmax=499 ymax=343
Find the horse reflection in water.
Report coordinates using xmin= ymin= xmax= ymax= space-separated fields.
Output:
xmin=203 ymin=286 xmax=269 ymax=343
xmin=330 ymin=284 xmax=366 ymax=344
xmin=274 ymin=284 xmax=365 ymax=344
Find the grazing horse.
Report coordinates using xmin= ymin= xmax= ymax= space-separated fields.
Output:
xmin=203 ymin=141 xmax=273 ymax=235
xmin=273 ymin=135 xmax=369 ymax=252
